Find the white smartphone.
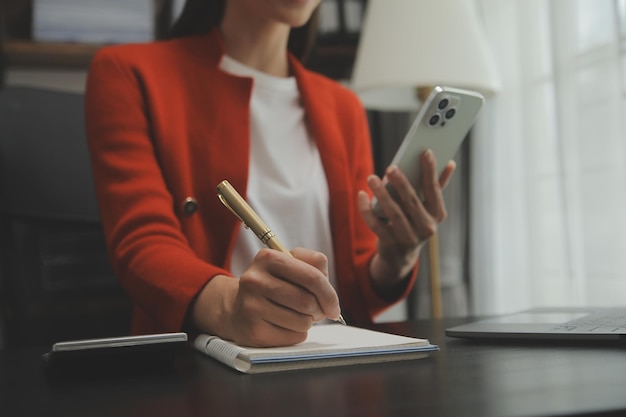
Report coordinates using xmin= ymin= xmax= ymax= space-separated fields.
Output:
xmin=371 ymin=86 xmax=484 ymax=219
xmin=49 ymin=332 xmax=188 ymax=352
xmin=43 ymin=332 xmax=188 ymax=377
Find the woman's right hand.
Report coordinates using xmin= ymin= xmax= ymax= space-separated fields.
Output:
xmin=190 ymin=247 xmax=341 ymax=347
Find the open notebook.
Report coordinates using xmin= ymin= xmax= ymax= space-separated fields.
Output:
xmin=194 ymin=324 xmax=438 ymax=374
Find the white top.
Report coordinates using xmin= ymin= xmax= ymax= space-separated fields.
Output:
xmin=219 ymin=55 xmax=336 ymax=288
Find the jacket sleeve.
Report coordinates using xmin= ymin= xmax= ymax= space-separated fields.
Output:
xmin=85 ymin=48 xmax=230 ymax=332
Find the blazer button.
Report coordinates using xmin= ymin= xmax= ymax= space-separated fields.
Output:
xmin=182 ymin=197 xmax=198 ymax=216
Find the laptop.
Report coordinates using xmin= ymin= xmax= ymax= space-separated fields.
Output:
xmin=445 ymin=307 xmax=626 ymax=341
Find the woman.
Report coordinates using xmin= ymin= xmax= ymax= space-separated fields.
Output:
xmin=85 ymin=0 xmax=454 ymax=347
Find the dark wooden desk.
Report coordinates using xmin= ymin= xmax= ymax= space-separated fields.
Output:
xmin=2 ymin=318 xmax=626 ymax=417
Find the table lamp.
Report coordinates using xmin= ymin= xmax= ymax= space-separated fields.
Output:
xmin=351 ymin=0 xmax=500 ymax=318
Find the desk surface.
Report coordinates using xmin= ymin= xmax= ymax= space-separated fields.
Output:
xmin=2 ymin=318 xmax=626 ymax=417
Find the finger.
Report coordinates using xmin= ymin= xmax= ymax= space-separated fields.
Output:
xmin=420 ymin=150 xmax=447 ymax=222
xmin=267 ymin=248 xmax=341 ymax=321
xmin=439 ymin=161 xmax=456 ymax=189
xmin=358 ymin=190 xmax=394 ymax=239
xmin=232 ymin=308 xmax=309 ymax=347
xmin=358 ymin=191 xmax=412 ymax=250
xmin=383 ymin=165 xmax=430 ymax=218
xmin=367 ymin=174 xmax=415 ymax=235
xmin=249 ymin=249 xmax=325 ymax=320
xmin=367 ymin=174 xmax=404 ymax=223
xmin=291 ymin=248 xmax=341 ymax=320
xmin=379 ymin=167 xmax=424 ymax=244
xmin=261 ymin=297 xmax=316 ymax=332
xmin=243 ymin=323 xmax=307 ymax=348
xmin=290 ymin=247 xmax=328 ymax=276
xmin=238 ymin=260 xmax=320 ymax=329
xmin=263 ymin=276 xmax=326 ymax=323
xmin=239 ymin=275 xmax=317 ymax=330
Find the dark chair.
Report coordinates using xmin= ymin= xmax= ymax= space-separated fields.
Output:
xmin=0 ymin=86 xmax=131 ymax=348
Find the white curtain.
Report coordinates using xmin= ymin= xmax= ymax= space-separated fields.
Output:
xmin=471 ymin=0 xmax=626 ymax=315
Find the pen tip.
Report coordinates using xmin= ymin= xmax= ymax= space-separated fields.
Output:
xmin=337 ymin=314 xmax=347 ymax=326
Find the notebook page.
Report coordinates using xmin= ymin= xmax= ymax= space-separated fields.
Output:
xmin=228 ymin=324 xmax=431 ymax=362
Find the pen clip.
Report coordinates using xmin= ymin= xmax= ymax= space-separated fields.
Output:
xmin=217 ymin=193 xmax=249 ymax=229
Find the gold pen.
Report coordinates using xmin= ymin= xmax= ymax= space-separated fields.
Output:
xmin=216 ymin=179 xmax=347 ymax=326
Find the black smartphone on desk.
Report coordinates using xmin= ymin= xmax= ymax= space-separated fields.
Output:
xmin=371 ymin=86 xmax=484 ymax=218
xmin=42 ymin=332 xmax=188 ymax=379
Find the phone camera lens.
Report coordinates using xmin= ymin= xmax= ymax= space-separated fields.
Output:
xmin=429 ymin=114 xmax=440 ymax=126
xmin=438 ymin=99 xmax=449 ymax=110
xmin=445 ymin=108 xmax=456 ymax=119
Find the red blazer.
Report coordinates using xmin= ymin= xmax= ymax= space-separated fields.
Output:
xmin=85 ymin=30 xmax=415 ymax=335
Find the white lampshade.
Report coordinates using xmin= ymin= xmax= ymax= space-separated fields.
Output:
xmin=351 ymin=0 xmax=500 ymax=111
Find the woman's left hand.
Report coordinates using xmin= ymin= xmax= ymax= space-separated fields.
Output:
xmin=358 ymin=149 xmax=455 ymax=285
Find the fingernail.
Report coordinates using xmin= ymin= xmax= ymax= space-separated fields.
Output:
xmin=386 ymin=165 xmax=398 ymax=178
xmin=367 ymin=175 xmax=380 ymax=187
